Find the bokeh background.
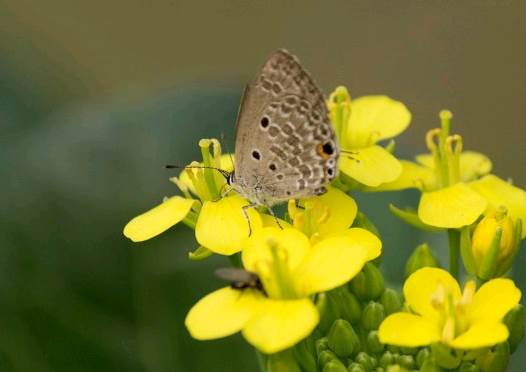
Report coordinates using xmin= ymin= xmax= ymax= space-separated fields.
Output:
xmin=1 ymin=1 xmax=525 ymax=371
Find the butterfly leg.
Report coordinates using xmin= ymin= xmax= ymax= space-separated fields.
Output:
xmin=212 ymin=184 xmax=234 ymax=202
xmin=241 ymin=203 xmax=258 ymax=237
xmin=266 ymin=206 xmax=283 ymax=230
xmin=341 ymin=150 xmax=361 ymax=163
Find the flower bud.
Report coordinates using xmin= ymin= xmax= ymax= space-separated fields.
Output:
xmin=355 ymin=352 xmax=376 ymax=370
xmin=347 ymin=362 xmax=366 ymax=372
xmin=316 ymin=337 xmax=330 ymax=355
xmin=396 ymin=355 xmax=415 ymax=370
xmin=472 ymin=208 xmax=519 ymax=279
xmin=405 ymin=243 xmax=440 ymax=278
xmin=504 ymin=304 xmax=524 ymax=354
xmin=328 ymin=286 xmax=362 ymax=324
xmin=322 ymin=360 xmax=347 ymax=372
xmin=380 ymin=288 xmax=403 ymax=315
xmin=477 ymin=342 xmax=509 ymax=372
xmin=430 ymin=343 xmax=461 ymax=369
xmin=362 ymin=302 xmax=385 ymax=330
xmin=293 ymin=337 xmax=317 ymax=372
xmin=379 ymin=351 xmax=394 ymax=367
xmin=420 ymin=358 xmax=443 ymax=372
xmin=350 ymin=263 xmax=385 ymax=301
xmin=267 ymin=350 xmax=301 ymax=372
xmin=328 ymin=319 xmax=360 ymax=358
xmin=317 ymin=293 xmax=341 ymax=334
xmin=416 ymin=349 xmax=431 ymax=369
xmin=459 ymin=362 xmax=479 ymax=372
xmin=318 ymin=350 xmax=339 ymax=368
xmin=366 ymin=330 xmax=385 ymax=354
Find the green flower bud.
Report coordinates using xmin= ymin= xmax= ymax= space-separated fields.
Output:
xmin=416 ymin=349 xmax=431 ymax=368
xmin=318 ymin=350 xmax=339 ymax=368
xmin=375 ymin=368 xmax=385 ymax=372
xmin=366 ymin=331 xmax=385 ymax=354
xmin=316 ymin=337 xmax=330 ymax=355
xmin=395 ymin=355 xmax=415 ymax=370
xmin=322 ymin=360 xmax=347 ymax=372
xmin=398 ymin=347 xmax=417 ymax=356
xmin=267 ymin=350 xmax=301 ymax=372
xmin=355 ymin=352 xmax=375 ymax=370
xmin=430 ymin=343 xmax=461 ymax=369
xmin=504 ymin=304 xmax=524 ymax=353
xmin=293 ymin=337 xmax=317 ymax=372
xmin=379 ymin=351 xmax=394 ymax=367
xmin=459 ymin=361 xmax=479 ymax=372
xmin=405 ymin=243 xmax=439 ymax=278
xmin=477 ymin=342 xmax=510 ymax=372
xmin=350 ymin=264 xmax=385 ymax=301
xmin=385 ymin=366 xmax=407 ymax=372
xmin=353 ymin=211 xmax=381 ymax=238
xmin=348 ymin=362 xmax=366 ymax=372
xmin=472 ymin=208 xmax=520 ymax=279
xmin=328 ymin=319 xmax=360 ymax=358
xmin=328 ymin=286 xmax=362 ymax=324
xmin=362 ymin=302 xmax=385 ymax=331
xmin=317 ymin=292 xmax=341 ymax=334
xmin=380 ymin=288 xmax=403 ymax=316
xmin=420 ymin=358 xmax=443 ymax=372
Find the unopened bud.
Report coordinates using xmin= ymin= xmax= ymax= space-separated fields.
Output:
xmin=293 ymin=337 xmax=316 ymax=372
xmin=379 ymin=351 xmax=395 ymax=367
xmin=405 ymin=243 xmax=440 ymax=278
xmin=347 ymin=362 xmax=366 ymax=372
xmin=316 ymin=337 xmax=329 ymax=355
xmin=318 ymin=350 xmax=339 ymax=369
xmin=366 ymin=330 xmax=385 ymax=354
xmin=396 ymin=355 xmax=415 ymax=370
xmin=350 ymin=263 xmax=385 ymax=301
xmin=328 ymin=286 xmax=362 ymax=324
xmin=328 ymin=319 xmax=360 ymax=358
xmin=472 ymin=208 xmax=518 ymax=279
xmin=322 ymin=360 xmax=347 ymax=372
xmin=416 ymin=348 xmax=431 ymax=369
xmin=362 ymin=302 xmax=385 ymax=330
xmin=504 ymin=304 xmax=524 ymax=353
xmin=479 ymin=342 xmax=510 ymax=372
xmin=317 ymin=293 xmax=340 ymax=334
xmin=459 ymin=362 xmax=479 ymax=372
xmin=355 ymin=352 xmax=376 ymax=370
xmin=381 ymin=288 xmax=403 ymax=315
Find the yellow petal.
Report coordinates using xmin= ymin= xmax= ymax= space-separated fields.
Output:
xmin=294 ymin=235 xmax=369 ymax=296
xmin=416 ymin=152 xmax=492 ymax=183
xmin=123 ymin=196 xmax=195 ymax=242
xmin=242 ymin=298 xmax=318 ymax=354
xmin=469 ymin=175 xmax=526 ymax=238
xmin=418 ymin=183 xmax=487 ymax=228
xmin=448 ymin=322 xmax=509 ymax=349
xmin=378 ymin=313 xmax=441 ymax=347
xmin=185 ymin=287 xmax=263 ymax=340
xmin=309 ymin=186 xmax=358 ymax=236
xmin=467 ymin=278 xmax=521 ymax=323
xmin=343 ymin=95 xmax=411 ymax=148
xmin=339 ymin=145 xmax=402 ymax=187
xmin=404 ymin=267 xmax=461 ymax=319
xmin=340 ymin=228 xmax=382 ymax=261
xmin=368 ymin=160 xmax=435 ymax=191
xmin=242 ymin=227 xmax=310 ymax=273
xmin=195 ymin=195 xmax=262 ymax=255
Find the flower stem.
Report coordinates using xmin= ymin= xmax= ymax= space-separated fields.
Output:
xmin=256 ymin=349 xmax=267 ymax=372
xmin=448 ymin=229 xmax=460 ymax=279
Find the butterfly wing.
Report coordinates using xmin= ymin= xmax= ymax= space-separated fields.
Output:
xmin=233 ymin=49 xmax=339 ymax=205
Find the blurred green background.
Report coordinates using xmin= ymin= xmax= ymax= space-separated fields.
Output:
xmin=1 ymin=1 xmax=525 ymax=371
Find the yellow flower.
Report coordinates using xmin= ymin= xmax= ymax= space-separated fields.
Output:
xmin=378 ymin=267 xmax=521 ymax=349
xmin=327 ymin=86 xmax=411 ymax=187
xmin=379 ymin=111 xmax=526 ymax=230
xmin=123 ymin=139 xmax=262 ymax=255
xmin=185 ymin=227 xmax=381 ymax=354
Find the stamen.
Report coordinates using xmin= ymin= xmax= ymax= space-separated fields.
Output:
xmin=431 ymin=283 xmax=446 ymax=309
xmin=442 ymin=316 xmax=456 ymax=343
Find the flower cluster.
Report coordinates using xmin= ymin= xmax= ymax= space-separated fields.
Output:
xmin=124 ymin=86 xmax=525 ymax=371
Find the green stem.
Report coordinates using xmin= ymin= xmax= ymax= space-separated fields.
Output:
xmin=256 ymin=349 xmax=267 ymax=372
xmin=448 ymin=229 xmax=460 ymax=279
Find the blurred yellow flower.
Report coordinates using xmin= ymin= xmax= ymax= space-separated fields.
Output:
xmin=185 ymin=227 xmax=381 ymax=354
xmin=379 ymin=111 xmax=526 ymax=230
xmin=327 ymin=86 xmax=411 ymax=187
xmin=379 ymin=267 xmax=521 ymax=349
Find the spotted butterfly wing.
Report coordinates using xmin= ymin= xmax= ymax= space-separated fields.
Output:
xmin=232 ymin=49 xmax=339 ymax=207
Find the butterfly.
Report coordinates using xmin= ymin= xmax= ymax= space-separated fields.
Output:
xmin=227 ymin=49 xmax=339 ymax=217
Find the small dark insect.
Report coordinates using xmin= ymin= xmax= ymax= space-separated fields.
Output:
xmin=215 ymin=267 xmax=265 ymax=294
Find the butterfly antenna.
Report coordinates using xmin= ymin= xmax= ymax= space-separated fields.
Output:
xmin=165 ymin=164 xmax=231 ymax=180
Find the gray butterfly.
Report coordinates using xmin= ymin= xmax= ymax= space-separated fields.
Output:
xmin=228 ymin=49 xmax=339 ymax=220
